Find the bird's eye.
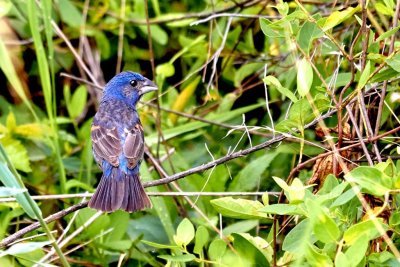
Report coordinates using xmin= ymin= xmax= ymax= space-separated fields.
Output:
xmin=130 ymin=80 xmax=138 ymax=87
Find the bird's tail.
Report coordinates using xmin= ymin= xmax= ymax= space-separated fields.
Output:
xmin=88 ymin=168 xmax=152 ymax=213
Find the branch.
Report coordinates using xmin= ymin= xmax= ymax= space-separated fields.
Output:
xmin=0 ymin=109 xmax=336 ymax=249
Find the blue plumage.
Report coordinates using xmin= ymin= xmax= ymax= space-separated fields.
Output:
xmin=88 ymin=71 xmax=157 ymax=212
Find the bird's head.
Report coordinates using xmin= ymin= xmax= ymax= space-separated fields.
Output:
xmin=103 ymin=71 xmax=158 ymax=106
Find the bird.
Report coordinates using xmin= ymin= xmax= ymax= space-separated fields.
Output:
xmin=88 ymin=71 xmax=157 ymax=212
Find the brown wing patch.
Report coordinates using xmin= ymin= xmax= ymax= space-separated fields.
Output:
xmin=91 ymin=125 xmax=122 ymax=167
xmin=123 ymin=124 xmax=144 ymax=169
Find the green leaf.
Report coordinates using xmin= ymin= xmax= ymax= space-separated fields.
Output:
xmin=229 ymin=151 xmax=278 ymax=192
xmin=141 ymin=240 xmax=179 ymax=249
xmin=344 ymin=166 xmax=391 ymax=196
xmin=273 ymin=177 xmax=313 ymax=204
xmin=193 ymin=226 xmax=209 ymax=254
xmin=0 ymin=241 xmax=52 ymax=257
xmin=156 ymin=62 xmax=175 ymax=78
xmin=376 ymin=2 xmax=394 ymax=16
xmin=343 ymin=219 xmax=388 ymax=245
xmin=208 ymin=239 xmax=227 ymax=261
xmin=235 ymin=63 xmax=263 ymax=87
xmin=222 ymin=220 xmax=259 ymax=236
xmin=344 ymin=234 xmax=368 ymax=266
xmin=58 ymin=0 xmax=83 ymax=28
xmin=282 ymin=219 xmax=312 ymax=253
xmin=260 ymin=204 xmax=305 ymax=216
xmin=335 ymin=251 xmax=350 ymax=267
xmin=263 ymin=76 xmax=298 ymax=102
xmin=305 ymin=243 xmax=333 ymax=267
xmin=330 ymin=187 xmax=358 ymax=208
xmin=386 ymin=54 xmax=400 ymax=72
xmin=297 ymin=58 xmax=313 ymax=97
xmin=259 ymin=18 xmax=285 ymax=38
xmin=211 ymin=197 xmax=269 ymax=219
xmin=0 ymin=159 xmax=36 ymax=218
xmin=297 ymin=21 xmax=323 ymax=54
xmin=174 ymin=218 xmax=195 ymax=248
xmin=357 ymin=61 xmax=371 ymax=90
xmin=376 ymin=25 xmax=400 ymax=42
xmin=321 ymin=6 xmax=360 ymax=31
xmin=305 ymin=199 xmax=340 ymax=243
xmin=158 ymin=254 xmax=196 ymax=262
xmin=2 ymin=138 xmax=31 ymax=172
xmin=0 ymin=186 xmax=26 ymax=197
xmin=68 ymin=85 xmax=88 ymax=119
xmin=232 ymin=233 xmax=270 ymax=267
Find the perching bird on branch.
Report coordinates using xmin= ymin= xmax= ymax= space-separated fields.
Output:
xmin=88 ymin=71 xmax=157 ymax=212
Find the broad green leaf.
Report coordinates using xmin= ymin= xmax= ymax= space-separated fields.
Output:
xmin=68 ymin=85 xmax=88 ymax=119
xmin=229 ymin=151 xmax=278 ymax=192
xmin=330 ymin=187 xmax=358 ymax=208
xmin=222 ymin=220 xmax=259 ymax=236
xmin=139 ymin=25 xmax=168 ymax=45
xmin=343 ymin=219 xmax=388 ymax=245
xmin=306 ymin=199 xmax=340 ymax=243
xmin=297 ymin=58 xmax=313 ymax=97
xmin=386 ymin=54 xmax=400 ymax=72
xmin=297 ymin=21 xmax=323 ymax=53
xmin=367 ymin=251 xmax=397 ymax=265
xmin=344 ymin=166 xmax=391 ymax=196
xmin=156 ymin=62 xmax=175 ymax=78
xmin=305 ymin=243 xmax=333 ymax=267
xmin=357 ymin=61 xmax=371 ymax=90
xmin=58 ymin=0 xmax=83 ymax=27
xmin=208 ymin=239 xmax=227 ymax=261
xmin=158 ymin=254 xmax=196 ymax=262
xmin=259 ymin=18 xmax=285 ymax=38
xmin=211 ymin=197 xmax=269 ymax=219
xmin=335 ymin=251 xmax=350 ymax=267
xmin=260 ymin=204 xmax=305 ymax=216
xmin=193 ymin=226 xmax=209 ymax=254
xmin=174 ymin=218 xmax=195 ymax=248
xmin=104 ymin=211 xmax=129 ymax=243
xmin=317 ymin=181 xmax=349 ymax=204
xmin=282 ymin=219 xmax=312 ymax=253
xmin=232 ymin=233 xmax=270 ymax=267
xmin=0 ymin=241 xmax=52 ymax=257
xmin=321 ymin=7 xmax=360 ymax=31
xmin=2 ymin=138 xmax=31 ymax=172
xmin=389 ymin=211 xmax=400 ymax=226
xmin=263 ymin=76 xmax=298 ymax=102
xmin=0 ymin=186 xmax=26 ymax=197
xmin=273 ymin=177 xmax=312 ymax=204
xmin=344 ymin=234 xmax=368 ymax=267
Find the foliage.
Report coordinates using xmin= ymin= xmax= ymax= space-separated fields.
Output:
xmin=0 ymin=0 xmax=399 ymax=266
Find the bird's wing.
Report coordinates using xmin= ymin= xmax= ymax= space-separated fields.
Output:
xmin=91 ymin=124 xmax=122 ymax=167
xmin=123 ymin=123 xmax=145 ymax=169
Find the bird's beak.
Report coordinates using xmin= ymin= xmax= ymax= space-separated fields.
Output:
xmin=140 ymin=79 xmax=158 ymax=95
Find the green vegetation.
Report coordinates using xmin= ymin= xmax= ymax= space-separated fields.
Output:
xmin=0 ymin=0 xmax=400 ymax=266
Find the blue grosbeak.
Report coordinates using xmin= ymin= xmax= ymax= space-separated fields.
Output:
xmin=88 ymin=71 xmax=157 ymax=212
